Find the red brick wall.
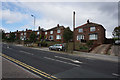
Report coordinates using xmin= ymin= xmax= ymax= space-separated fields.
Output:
xmin=45 ymin=26 xmax=65 ymax=42
xmin=74 ymin=23 xmax=106 ymax=44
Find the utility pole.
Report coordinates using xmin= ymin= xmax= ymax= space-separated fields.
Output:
xmin=73 ymin=11 xmax=75 ymax=51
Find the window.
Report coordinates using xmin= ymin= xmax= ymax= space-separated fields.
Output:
xmin=77 ymin=34 xmax=84 ymax=40
xmin=37 ymin=32 xmax=39 ymax=35
xmin=45 ymin=32 xmax=47 ymax=35
xmin=15 ymin=33 xmax=17 ymax=36
xmin=78 ymin=28 xmax=83 ymax=32
xmin=49 ymin=35 xmax=53 ymax=40
xmin=90 ymin=27 xmax=96 ymax=31
xmin=24 ymin=32 xmax=26 ymax=35
xmin=56 ymin=35 xmax=61 ymax=39
xmin=57 ymin=29 xmax=60 ymax=33
xmin=50 ymin=31 xmax=53 ymax=34
xmin=21 ymin=33 xmax=23 ymax=35
xmin=89 ymin=34 xmax=98 ymax=40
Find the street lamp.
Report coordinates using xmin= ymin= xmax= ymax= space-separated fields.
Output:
xmin=31 ymin=14 xmax=36 ymax=31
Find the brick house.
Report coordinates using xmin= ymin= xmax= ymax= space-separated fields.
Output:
xmin=74 ymin=20 xmax=106 ymax=44
xmin=12 ymin=29 xmax=33 ymax=40
xmin=5 ymin=33 xmax=10 ymax=38
xmin=35 ymin=26 xmax=45 ymax=41
xmin=44 ymin=24 xmax=65 ymax=42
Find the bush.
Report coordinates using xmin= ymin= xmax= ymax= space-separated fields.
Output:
xmin=37 ymin=40 xmax=48 ymax=47
xmin=86 ymin=40 xmax=93 ymax=47
xmin=79 ymin=45 xmax=88 ymax=50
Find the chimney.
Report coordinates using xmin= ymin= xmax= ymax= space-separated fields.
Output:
xmin=26 ymin=29 xmax=28 ymax=31
xmin=73 ymin=11 xmax=75 ymax=30
xmin=57 ymin=24 xmax=59 ymax=27
xmin=73 ymin=11 xmax=75 ymax=50
xmin=87 ymin=19 xmax=90 ymax=23
xmin=38 ymin=26 xmax=41 ymax=31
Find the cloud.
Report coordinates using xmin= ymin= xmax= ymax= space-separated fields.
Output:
xmin=2 ymin=9 xmax=29 ymax=24
xmin=1 ymin=2 xmax=118 ymax=38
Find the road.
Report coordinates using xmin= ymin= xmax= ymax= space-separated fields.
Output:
xmin=2 ymin=43 xmax=119 ymax=80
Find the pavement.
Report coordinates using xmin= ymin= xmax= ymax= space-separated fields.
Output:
xmin=14 ymin=43 xmax=119 ymax=62
xmin=2 ymin=43 xmax=119 ymax=79
xmin=31 ymin=46 xmax=119 ymax=62
xmin=2 ymin=57 xmax=40 ymax=78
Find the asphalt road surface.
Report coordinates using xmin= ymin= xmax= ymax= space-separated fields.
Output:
xmin=2 ymin=43 xmax=119 ymax=80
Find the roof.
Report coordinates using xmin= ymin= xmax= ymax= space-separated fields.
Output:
xmin=45 ymin=24 xmax=65 ymax=31
xmin=75 ymin=22 xmax=106 ymax=30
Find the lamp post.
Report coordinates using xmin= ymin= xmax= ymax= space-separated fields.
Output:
xmin=31 ymin=15 xmax=36 ymax=44
xmin=31 ymin=15 xmax=36 ymax=31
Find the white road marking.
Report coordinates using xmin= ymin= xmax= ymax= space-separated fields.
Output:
xmin=112 ymin=73 xmax=120 ymax=77
xmin=44 ymin=57 xmax=80 ymax=67
xmin=20 ymin=51 xmax=34 ymax=55
xmin=55 ymin=56 xmax=82 ymax=64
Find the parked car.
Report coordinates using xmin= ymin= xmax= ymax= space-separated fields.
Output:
xmin=49 ymin=44 xmax=65 ymax=51
xmin=115 ymin=40 xmax=120 ymax=45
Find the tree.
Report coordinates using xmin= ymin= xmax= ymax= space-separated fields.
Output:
xmin=2 ymin=30 xmax=6 ymax=39
xmin=63 ymin=27 xmax=73 ymax=52
xmin=63 ymin=27 xmax=73 ymax=42
xmin=30 ymin=32 xmax=37 ymax=42
xmin=112 ymin=26 xmax=120 ymax=40
xmin=9 ymin=32 xmax=15 ymax=42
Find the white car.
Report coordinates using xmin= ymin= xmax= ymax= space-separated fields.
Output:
xmin=49 ymin=44 xmax=65 ymax=51
xmin=115 ymin=40 xmax=120 ymax=45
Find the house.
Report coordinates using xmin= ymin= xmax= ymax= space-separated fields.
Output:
xmin=74 ymin=20 xmax=106 ymax=44
xmin=44 ymin=24 xmax=65 ymax=42
xmin=5 ymin=33 xmax=10 ymax=38
xmin=35 ymin=26 xmax=45 ymax=41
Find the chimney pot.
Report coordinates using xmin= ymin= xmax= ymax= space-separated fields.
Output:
xmin=38 ymin=26 xmax=41 ymax=31
xmin=87 ymin=19 xmax=90 ymax=23
xmin=57 ymin=24 xmax=59 ymax=27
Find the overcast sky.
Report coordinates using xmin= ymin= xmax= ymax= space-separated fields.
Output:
xmin=0 ymin=0 xmax=119 ymax=38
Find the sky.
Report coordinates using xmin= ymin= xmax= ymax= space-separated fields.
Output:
xmin=0 ymin=0 xmax=119 ymax=38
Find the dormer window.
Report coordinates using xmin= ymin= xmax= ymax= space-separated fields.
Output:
xmin=90 ymin=27 xmax=96 ymax=31
xmin=78 ymin=28 xmax=83 ymax=32
xmin=50 ymin=31 xmax=53 ymax=34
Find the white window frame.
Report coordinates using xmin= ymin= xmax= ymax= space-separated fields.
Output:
xmin=50 ymin=31 xmax=53 ymax=34
xmin=89 ymin=34 xmax=98 ymax=40
xmin=21 ymin=33 xmax=23 ymax=35
xmin=57 ymin=29 xmax=61 ymax=33
xmin=24 ymin=32 xmax=26 ymax=35
xmin=77 ymin=34 xmax=84 ymax=40
xmin=45 ymin=32 xmax=47 ymax=35
xmin=90 ymin=27 xmax=96 ymax=31
xmin=49 ymin=35 xmax=53 ymax=40
xmin=37 ymin=32 xmax=39 ymax=35
xmin=56 ymin=35 xmax=61 ymax=39
xmin=78 ymin=28 xmax=83 ymax=32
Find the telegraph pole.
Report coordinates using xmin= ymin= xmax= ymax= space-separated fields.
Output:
xmin=73 ymin=11 xmax=75 ymax=51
